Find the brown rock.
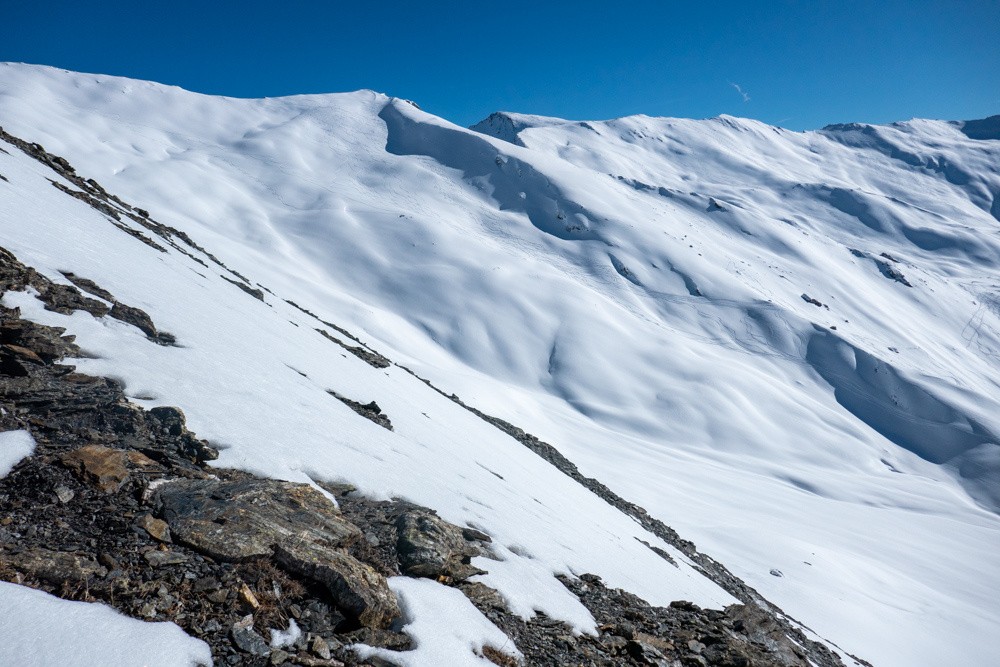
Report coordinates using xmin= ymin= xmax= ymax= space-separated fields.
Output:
xmin=310 ymin=635 xmax=332 ymax=659
xmin=239 ymin=582 xmax=261 ymax=610
xmin=109 ymin=302 xmax=157 ymax=338
xmin=138 ymin=514 xmax=172 ymax=542
xmin=274 ymin=542 xmax=399 ymax=629
xmin=3 ymin=343 xmax=43 ymax=364
xmin=154 ymin=477 xmax=398 ymax=627
xmin=60 ymin=445 xmax=130 ymax=492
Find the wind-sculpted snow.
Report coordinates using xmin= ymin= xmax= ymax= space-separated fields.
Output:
xmin=380 ymin=102 xmax=602 ymax=241
xmin=1 ymin=63 xmax=999 ymax=667
xmin=806 ymin=328 xmax=999 ymax=508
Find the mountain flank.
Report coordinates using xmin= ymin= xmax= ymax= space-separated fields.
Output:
xmin=0 ymin=130 xmax=852 ymax=666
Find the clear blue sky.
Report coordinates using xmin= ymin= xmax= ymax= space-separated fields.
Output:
xmin=4 ymin=1 xmax=998 ymax=130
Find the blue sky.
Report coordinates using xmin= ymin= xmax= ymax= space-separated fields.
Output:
xmin=4 ymin=1 xmax=998 ymax=130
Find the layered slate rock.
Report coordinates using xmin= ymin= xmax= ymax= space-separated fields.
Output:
xmin=155 ymin=478 xmax=399 ymax=629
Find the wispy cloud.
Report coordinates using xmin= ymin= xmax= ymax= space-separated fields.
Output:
xmin=730 ymin=82 xmax=751 ymax=103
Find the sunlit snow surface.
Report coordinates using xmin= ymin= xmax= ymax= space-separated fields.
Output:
xmin=0 ymin=581 xmax=210 ymax=667
xmin=1 ymin=63 xmax=998 ymax=667
xmin=0 ymin=429 xmax=35 ymax=477
xmin=355 ymin=577 xmax=521 ymax=666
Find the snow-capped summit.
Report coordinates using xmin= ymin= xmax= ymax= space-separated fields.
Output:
xmin=469 ymin=111 xmax=569 ymax=145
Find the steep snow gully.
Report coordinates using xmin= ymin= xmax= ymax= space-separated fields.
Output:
xmin=0 ymin=63 xmax=998 ymax=666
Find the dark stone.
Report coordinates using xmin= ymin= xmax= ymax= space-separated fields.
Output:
xmin=873 ymin=258 xmax=912 ymax=287
xmin=326 ymin=391 xmax=393 ymax=431
xmin=221 ymin=275 xmax=265 ymax=301
xmin=395 ymin=509 xmax=485 ymax=581
xmin=39 ymin=282 xmax=110 ymax=318
xmin=60 ymin=272 xmax=115 ymax=302
xmin=109 ymin=302 xmax=157 ymax=338
xmin=801 ymin=293 xmax=824 ymax=307
xmin=231 ymin=616 xmax=270 ymax=656
xmin=148 ymin=406 xmax=187 ymax=436
xmin=627 ymin=638 xmax=669 ymax=666
xmin=193 ymin=576 xmax=221 ymax=593
xmin=143 ymin=549 xmax=189 ymax=567
xmin=314 ymin=328 xmax=390 ymax=368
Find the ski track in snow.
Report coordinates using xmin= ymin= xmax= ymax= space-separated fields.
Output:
xmin=1 ymin=63 xmax=999 ymax=667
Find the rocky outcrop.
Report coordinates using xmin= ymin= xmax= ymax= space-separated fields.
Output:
xmin=273 ymin=544 xmax=398 ymax=630
xmin=155 ymin=479 xmax=363 ymax=562
xmin=315 ymin=328 xmax=391 ymax=369
xmin=327 ymin=391 xmax=393 ymax=431
xmin=459 ymin=573 xmax=834 ymax=667
xmin=0 ymin=548 xmax=107 ymax=586
xmin=395 ymin=509 xmax=487 ymax=581
xmin=155 ymin=478 xmax=400 ymax=629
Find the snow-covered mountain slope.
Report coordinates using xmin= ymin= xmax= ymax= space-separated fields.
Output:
xmin=1 ymin=63 xmax=998 ymax=666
